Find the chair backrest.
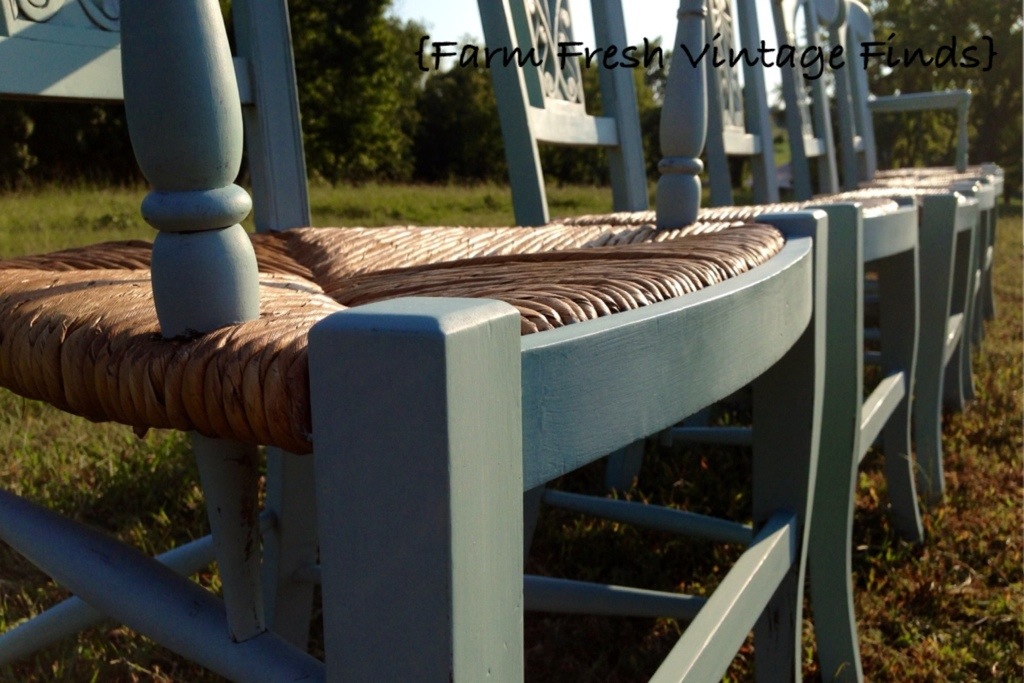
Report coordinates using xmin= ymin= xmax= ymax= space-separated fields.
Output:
xmin=702 ymin=0 xmax=779 ymax=205
xmin=827 ymin=0 xmax=879 ymax=189
xmin=478 ymin=0 xmax=649 ymax=226
xmin=0 ymin=0 xmax=310 ymax=233
xmin=771 ymin=0 xmax=842 ymax=198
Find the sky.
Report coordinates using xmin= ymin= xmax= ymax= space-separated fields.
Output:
xmin=391 ymin=0 xmax=685 ymax=47
xmin=390 ymin=0 xmax=783 ymax=96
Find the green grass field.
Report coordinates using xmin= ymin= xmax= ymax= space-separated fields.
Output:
xmin=0 ymin=184 xmax=1019 ymax=681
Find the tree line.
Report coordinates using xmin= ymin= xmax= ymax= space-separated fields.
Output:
xmin=0 ymin=0 xmax=1018 ymax=195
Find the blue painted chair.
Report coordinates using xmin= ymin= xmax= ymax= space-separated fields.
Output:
xmin=0 ymin=1 xmax=320 ymax=677
xmin=546 ymin=2 xmax=928 ymax=678
xmin=313 ymin=5 xmax=831 ymax=678
xmin=814 ymin=0 xmax=994 ymax=502
xmin=0 ymin=0 xmax=833 ymax=680
xmin=481 ymin=1 xmax=911 ymax=679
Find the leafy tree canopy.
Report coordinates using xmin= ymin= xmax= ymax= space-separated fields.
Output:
xmin=868 ymin=0 xmax=1022 ymax=195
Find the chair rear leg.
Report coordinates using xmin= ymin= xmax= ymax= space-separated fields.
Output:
xmin=944 ymin=227 xmax=978 ymax=409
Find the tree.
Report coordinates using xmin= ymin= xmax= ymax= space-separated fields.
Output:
xmin=412 ymin=59 xmax=508 ymax=183
xmin=868 ymin=0 xmax=1022 ymax=196
xmin=0 ymin=100 xmax=137 ymax=189
xmin=288 ymin=0 xmax=423 ymax=183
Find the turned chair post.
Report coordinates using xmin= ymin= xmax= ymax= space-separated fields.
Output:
xmin=122 ymin=0 xmax=266 ymax=643
xmin=656 ymin=0 xmax=708 ymax=228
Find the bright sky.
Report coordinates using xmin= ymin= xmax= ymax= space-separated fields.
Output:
xmin=390 ymin=0 xmax=782 ymax=96
xmin=391 ymin=0 xmax=684 ymax=47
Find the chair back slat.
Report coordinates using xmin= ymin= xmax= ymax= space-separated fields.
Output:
xmin=232 ymin=0 xmax=311 ymax=231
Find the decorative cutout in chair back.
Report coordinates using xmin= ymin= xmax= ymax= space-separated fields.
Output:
xmin=479 ymin=0 xmax=647 ymax=225
xmin=0 ymin=0 xmax=121 ymax=100
xmin=523 ymin=0 xmax=586 ymax=109
xmin=3 ymin=0 xmax=118 ymax=33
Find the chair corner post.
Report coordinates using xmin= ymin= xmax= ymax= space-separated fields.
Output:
xmin=310 ymin=297 xmax=524 ymax=681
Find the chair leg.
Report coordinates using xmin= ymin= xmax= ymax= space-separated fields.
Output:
xmin=746 ymin=210 xmax=830 ymax=681
xmin=261 ymin=448 xmax=318 ymax=648
xmin=750 ymin=300 xmax=821 ymax=681
xmin=971 ymin=208 xmax=993 ymax=340
xmin=806 ymin=204 xmax=863 ymax=681
xmin=192 ymin=435 xmax=266 ymax=642
xmin=982 ymin=209 xmax=997 ymax=321
xmin=913 ymin=196 xmax=958 ymax=504
xmin=943 ymin=227 xmax=977 ymax=410
xmin=875 ymin=249 xmax=924 ymax=542
xmin=310 ymin=299 xmax=523 ymax=681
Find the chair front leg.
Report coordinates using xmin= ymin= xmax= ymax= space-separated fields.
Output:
xmin=875 ymin=247 xmax=924 ymax=541
xmin=913 ymin=195 xmax=959 ymax=503
xmin=310 ymin=298 xmax=524 ymax=682
xmin=750 ymin=210 xmax=829 ymax=682
xmin=805 ymin=204 xmax=864 ymax=682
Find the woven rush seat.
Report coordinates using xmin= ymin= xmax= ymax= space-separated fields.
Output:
xmin=553 ymin=196 xmax=902 ymax=228
xmin=873 ymin=165 xmax=1000 ymax=181
xmin=0 ymin=222 xmax=783 ymax=455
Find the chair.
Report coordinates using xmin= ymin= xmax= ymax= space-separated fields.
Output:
xmin=479 ymin=0 xmax=909 ymax=679
xmin=0 ymin=0 xmax=832 ymax=680
xmin=545 ymin=2 xmax=927 ymax=677
xmin=313 ymin=4 xmax=830 ymax=677
xmin=573 ymin=0 xmax=987 ymax=509
xmin=819 ymin=0 xmax=994 ymax=500
xmin=832 ymin=0 xmax=1004 ymax=191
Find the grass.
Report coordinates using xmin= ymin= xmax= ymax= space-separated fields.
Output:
xmin=0 ymin=182 xmax=618 ymax=258
xmin=0 ymin=185 xmax=1019 ymax=681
